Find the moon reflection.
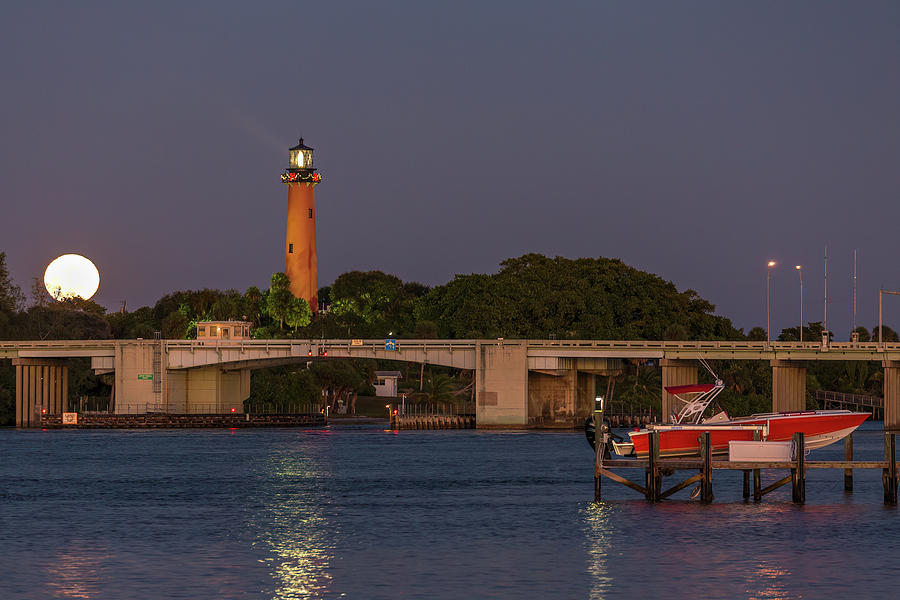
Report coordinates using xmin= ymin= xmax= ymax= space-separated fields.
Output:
xmin=44 ymin=545 xmax=110 ymax=599
xmin=255 ymin=452 xmax=335 ymax=598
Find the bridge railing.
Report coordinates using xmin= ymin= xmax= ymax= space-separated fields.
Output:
xmin=162 ymin=338 xmax=482 ymax=352
xmin=157 ymin=337 xmax=900 ymax=353
xmin=526 ymin=339 xmax=900 ymax=352
xmin=9 ymin=338 xmax=900 ymax=362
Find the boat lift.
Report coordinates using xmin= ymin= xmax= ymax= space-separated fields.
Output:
xmin=591 ymin=396 xmax=899 ymax=505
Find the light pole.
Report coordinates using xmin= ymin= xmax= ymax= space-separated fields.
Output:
xmin=796 ymin=265 xmax=803 ymax=342
xmin=766 ymin=260 xmax=776 ymax=343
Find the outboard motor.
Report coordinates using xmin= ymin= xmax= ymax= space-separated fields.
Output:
xmin=584 ymin=415 xmax=623 ymax=453
xmin=585 ymin=415 xmax=597 ymax=450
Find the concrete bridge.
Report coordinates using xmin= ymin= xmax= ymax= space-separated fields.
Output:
xmin=4 ymin=338 xmax=900 ymax=429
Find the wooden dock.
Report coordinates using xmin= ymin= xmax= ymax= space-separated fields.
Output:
xmin=593 ymin=430 xmax=899 ymax=505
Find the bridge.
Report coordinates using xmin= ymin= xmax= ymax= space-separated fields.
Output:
xmin=4 ymin=338 xmax=900 ymax=429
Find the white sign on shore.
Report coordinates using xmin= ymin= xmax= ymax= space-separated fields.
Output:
xmin=62 ymin=412 xmax=78 ymax=425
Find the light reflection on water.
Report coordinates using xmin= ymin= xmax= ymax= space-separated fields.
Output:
xmin=254 ymin=444 xmax=336 ymax=599
xmin=43 ymin=545 xmax=110 ymax=599
xmin=583 ymin=503 xmax=613 ymax=600
xmin=745 ymin=562 xmax=791 ymax=600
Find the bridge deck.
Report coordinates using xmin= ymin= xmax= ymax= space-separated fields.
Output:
xmin=4 ymin=338 xmax=900 ymax=368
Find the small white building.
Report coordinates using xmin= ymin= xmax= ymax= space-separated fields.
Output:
xmin=373 ymin=371 xmax=402 ymax=397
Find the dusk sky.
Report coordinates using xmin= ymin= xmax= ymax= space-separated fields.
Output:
xmin=2 ymin=1 xmax=897 ymax=338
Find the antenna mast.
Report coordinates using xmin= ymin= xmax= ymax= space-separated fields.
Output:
xmin=853 ymin=250 xmax=857 ymax=333
xmin=824 ymin=246 xmax=828 ymax=334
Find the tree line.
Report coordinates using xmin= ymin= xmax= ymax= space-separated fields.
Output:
xmin=1 ymin=251 xmax=896 ymax=423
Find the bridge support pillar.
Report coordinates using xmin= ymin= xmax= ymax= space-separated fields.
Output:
xmin=165 ymin=367 xmax=250 ymax=414
xmin=527 ymin=369 xmax=580 ymax=427
xmin=660 ymin=360 xmax=697 ymax=423
xmin=883 ymin=362 xmax=900 ymax=431
xmin=577 ymin=372 xmax=597 ymax=420
xmin=771 ymin=360 xmax=806 ymax=413
xmin=476 ymin=341 xmax=528 ymax=427
xmin=13 ymin=358 xmax=68 ymax=428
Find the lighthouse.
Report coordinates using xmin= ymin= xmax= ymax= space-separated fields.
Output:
xmin=281 ymin=137 xmax=322 ymax=312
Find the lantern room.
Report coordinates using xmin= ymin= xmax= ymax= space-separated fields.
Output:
xmin=288 ymin=138 xmax=315 ymax=172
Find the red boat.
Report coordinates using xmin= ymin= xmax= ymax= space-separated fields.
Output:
xmin=611 ymin=381 xmax=869 ymax=458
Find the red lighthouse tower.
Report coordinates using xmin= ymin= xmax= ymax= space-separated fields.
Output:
xmin=281 ymin=138 xmax=322 ymax=312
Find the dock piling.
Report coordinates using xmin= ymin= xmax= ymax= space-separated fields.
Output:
xmin=753 ymin=468 xmax=762 ymax=502
xmin=700 ymin=432 xmax=713 ymax=503
xmin=884 ymin=433 xmax=897 ymax=505
xmin=593 ymin=397 xmax=604 ymax=502
xmin=647 ymin=431 xmax=661 ymax=501
xmin=844 ymin=435 xmax=853 ymax=492
xmin=594 ymin=431 xmax=607 ymax=502
xmin=791 ymin=432 xmax=806 ymax=504
xmin=753 ymin=430 xmax=761 ymax=502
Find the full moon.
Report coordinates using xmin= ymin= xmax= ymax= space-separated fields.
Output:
xmin=44 ymin=254 xmax=100 ymax=301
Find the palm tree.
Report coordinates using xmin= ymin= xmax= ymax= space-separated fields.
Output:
xmin=421 ymin=371 xmax=455 ymax=405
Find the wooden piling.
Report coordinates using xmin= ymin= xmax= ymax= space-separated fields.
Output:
xmin=792 ymin=432 xmax=806 ymax=504
xmin=594 ymin=432 xmax=605 ymax=502
xmin=647 ymin=431 xmax=661 ymax=502
xmin=753 ymin=468 xmax=762 ymax=502
xmin=700 ymin=432 xmax=713 ymax=503
xmin=753 ymin=429 xmax=761 ymax=502
xmin=593 ymin=399 xmax=604 ymax=503
xmin=884 ymin=433 xmax=897 ymax=505
xmin=743 ymin=470 xmax=750 ymax=500
xmin=844 ymin=435 xmax=853 ymax=492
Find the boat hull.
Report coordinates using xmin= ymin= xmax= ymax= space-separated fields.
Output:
xmin=628 ymin=411 xmax=869 ymax=458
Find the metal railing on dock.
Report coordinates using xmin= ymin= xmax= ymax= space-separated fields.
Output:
xmin=815 ymin=390 xmax=883 ymax=418
xmin=392 ymin=414 xmax=476 ymax=430
xmin=604 ymin=410 xmax=655 ymax=428
xmin=593 ymin=431 xmax=899 ymax=505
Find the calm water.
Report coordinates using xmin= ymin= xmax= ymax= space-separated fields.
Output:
xmin=1 ymin=421 xmax=898 ymax=599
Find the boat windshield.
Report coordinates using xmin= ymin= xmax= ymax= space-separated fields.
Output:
xmin=670 ymin=380 xmax=725 ymax=424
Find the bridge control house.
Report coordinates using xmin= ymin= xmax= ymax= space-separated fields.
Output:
xmin=197 ymin=321 xmax=252 ymax=341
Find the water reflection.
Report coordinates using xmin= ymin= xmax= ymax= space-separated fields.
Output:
xmin=43 ymin=545 xmax=110 ymax=599
xmin=254 ymin=449 xmax=336 ymax=599
xmin=583 ymin=503 xmax=614 ymax=599
xmin=745 ymin=562 xmax=792 ymax=599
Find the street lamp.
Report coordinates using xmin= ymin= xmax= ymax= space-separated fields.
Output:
xmin=766 ymin=261 xmax=776 ymax=343
xmin=795 ymin=265 xmax=803 ymax=342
